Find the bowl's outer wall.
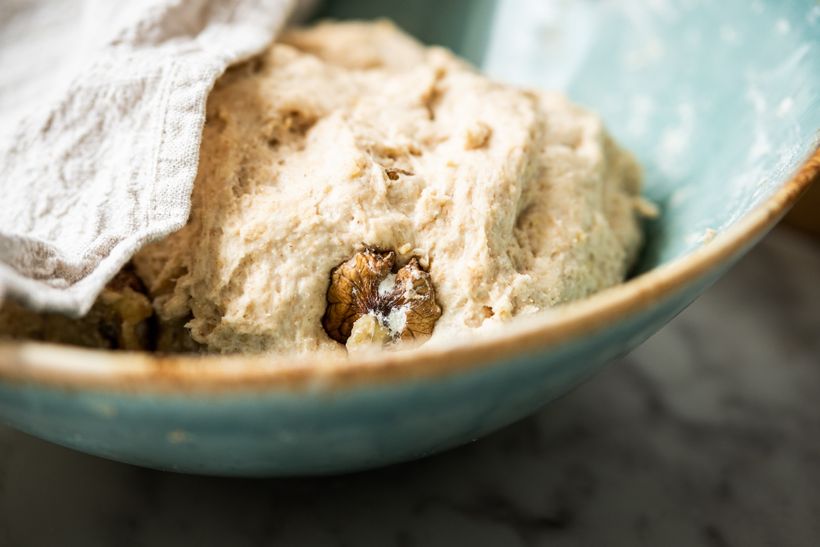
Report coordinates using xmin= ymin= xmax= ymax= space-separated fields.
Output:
xmin=0 ymin=257 xmax=739 ymax=475
xmin=0 ymin=1 xmax=817 ymax=475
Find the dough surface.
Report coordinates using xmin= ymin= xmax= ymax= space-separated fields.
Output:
xmin=132 ymin=20 xmax=648 ymax=354
xmin=0 ymin=20 xmax=650 ymax=355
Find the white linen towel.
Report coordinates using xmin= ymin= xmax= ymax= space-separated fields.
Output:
xmin=0 ymin=0 xmax=306 ymax=315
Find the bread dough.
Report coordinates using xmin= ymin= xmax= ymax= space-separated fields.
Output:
xmin=129 ymin=20 xmax=650 ymax=355
xmin=127 ymin=20 xmax=651 ymax=354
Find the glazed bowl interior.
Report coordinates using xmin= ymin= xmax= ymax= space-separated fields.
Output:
xmin=324 ymin=0 xmax=820 ymax=275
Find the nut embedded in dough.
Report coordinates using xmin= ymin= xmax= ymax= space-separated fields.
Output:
xmin=346 ymin=314 xmax=392 ymax=352
xmin=322 ymin=248 xmax=442 ymax=349
xmin=0 ymin=264 xmax=154 ymax=351
xmin=464 ymin=121 xmax=492 ymax=149
xmin=96 ymin=267 xmax=155 ymax=350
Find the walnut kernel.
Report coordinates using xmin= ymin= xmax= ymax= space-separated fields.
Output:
xmin=322 ymin=248 xmax=442 ymax=351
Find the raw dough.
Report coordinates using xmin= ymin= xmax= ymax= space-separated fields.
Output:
xmin=0 ymin=20 xmax=651 ymax=355
xmin=133 ymin=20 xmax=649 ymax=354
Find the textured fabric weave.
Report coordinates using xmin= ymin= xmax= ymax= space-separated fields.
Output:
xmin=0 ymin=0 xmax=298 ymax=315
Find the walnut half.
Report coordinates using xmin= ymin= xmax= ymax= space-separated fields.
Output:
xmin=322 ymin=248 xmax=442 ymax=352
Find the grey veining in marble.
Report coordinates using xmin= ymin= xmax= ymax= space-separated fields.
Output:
xmin=0 ymin=227 xmax=818 ymax=547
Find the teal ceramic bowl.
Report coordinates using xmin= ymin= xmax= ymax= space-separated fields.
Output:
xmin=0 ymin=0 xmax=817 ymax=476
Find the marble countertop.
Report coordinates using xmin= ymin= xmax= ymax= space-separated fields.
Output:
xmin=0 ymin=226 xmax=818 ymax=547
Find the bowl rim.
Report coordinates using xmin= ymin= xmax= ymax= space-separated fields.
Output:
xmin=1 ymin=145 xmax=818 ymax=394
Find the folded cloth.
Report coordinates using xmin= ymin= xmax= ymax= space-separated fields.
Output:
xmin=0 ymin=0 xmax=304 ymax=315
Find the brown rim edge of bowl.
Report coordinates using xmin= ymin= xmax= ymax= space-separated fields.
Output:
xmin=1 ymin=144 xmax=818 ymax=394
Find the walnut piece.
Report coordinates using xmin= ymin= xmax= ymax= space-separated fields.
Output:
xmin=0 ymin=265 xmax=154 ymax=351
xmin=346 ymin=314 xmax=392 ymax=353
xmin=95 ymin=267 xmax=155 ymax=350
xmin=464 ymin=121 xmax=492 ymax=149
xmin=322 ymin=248 xmax=442 ymax=351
